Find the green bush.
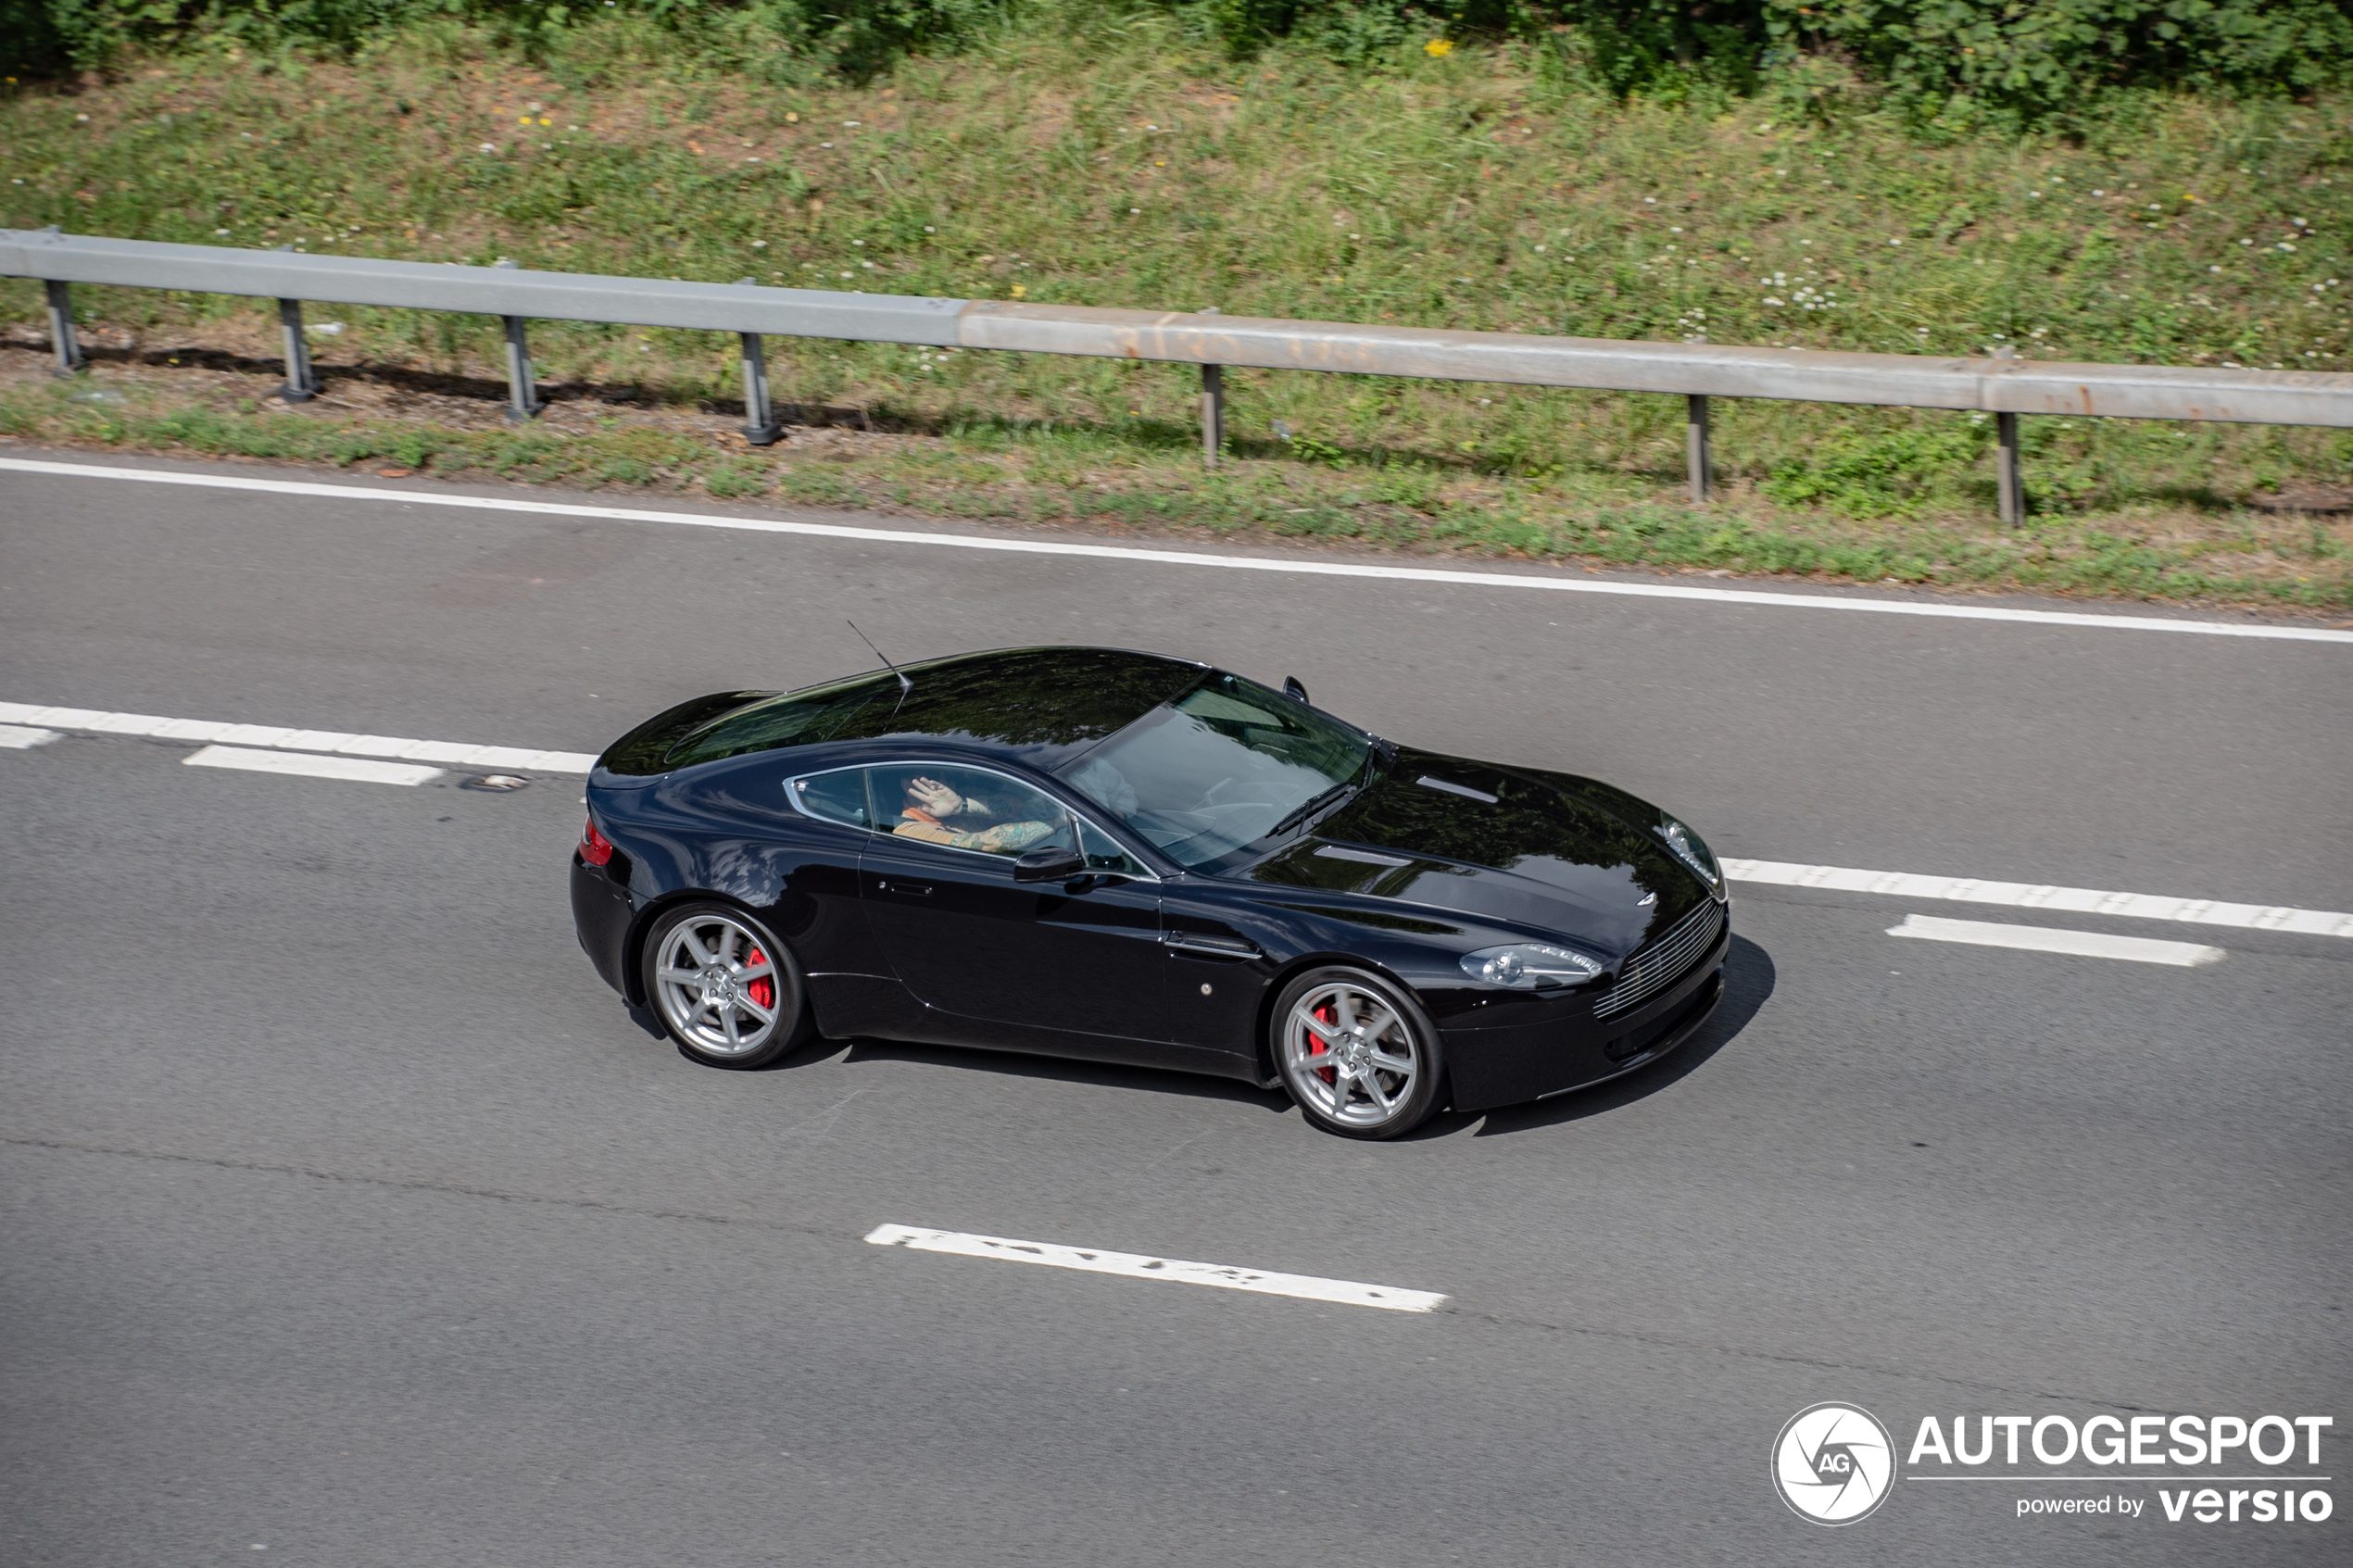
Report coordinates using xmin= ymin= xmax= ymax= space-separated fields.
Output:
xmin=8 ymin=1 xmax=2347 ymax=115
xmin=1612 ymin=4 xmax=2332 ymax=113
xmin=1169 ymin=1 xmax=1767 ymax=90
xmin=1773 ymin=1 xmax=2353 ymax=121
xmin=1 ymin=0 xmax=1011 ymax=82
xmin=1184 ymin=0 xmax=2353 ymax=115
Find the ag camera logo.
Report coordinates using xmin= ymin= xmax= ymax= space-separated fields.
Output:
xmin=1774 ymin=1403 xmax=1896 ymax=1524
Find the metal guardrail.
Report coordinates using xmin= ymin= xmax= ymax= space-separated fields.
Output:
xmin=7 ymin=225 xmax=2350 ymax=522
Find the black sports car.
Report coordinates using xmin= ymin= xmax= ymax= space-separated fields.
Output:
xmin=572 ymin=646 xmax=1729 ymax=1138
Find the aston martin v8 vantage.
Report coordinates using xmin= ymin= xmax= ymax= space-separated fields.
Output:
xmin=572 ymin=646 xmax=1729 ymax=1137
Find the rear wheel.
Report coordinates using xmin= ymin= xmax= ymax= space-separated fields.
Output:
xmin=643 ymin=902 xmax=812 ymax=1070
xmin=1271 ymin=967 xmax=1442 ymax=1139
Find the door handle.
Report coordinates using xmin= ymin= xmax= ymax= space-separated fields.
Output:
xmin=880 ymin=880 xmax=933 ymax=897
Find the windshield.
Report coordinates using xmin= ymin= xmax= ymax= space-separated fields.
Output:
xmin=1058 ymin=672 xmax=1372 ymax=872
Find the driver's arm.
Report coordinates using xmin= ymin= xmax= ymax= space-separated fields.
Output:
xmin=894 ymin=818 xmax=1052 ymax=853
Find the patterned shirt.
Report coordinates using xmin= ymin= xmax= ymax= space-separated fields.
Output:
xmin=893 ymin=809 xmax=1055 ymax=854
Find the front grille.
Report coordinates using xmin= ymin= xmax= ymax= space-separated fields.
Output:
xmin=1595 ymin=898 xmax=1725 ymax=1020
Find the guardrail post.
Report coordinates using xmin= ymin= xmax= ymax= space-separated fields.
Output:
xmin=1996 ymin=412 xmax=2023 ymax=525
xmin=732 ymin=281 xmax=782 ymax=446
xmin=1990 ymin=345 xmax=2025 ymax=525
xmin=500 ymin=315 xmax=544 ymax=422
xmin=739 ymin=332 xmax=781 ymax=445
xmin=43 ymin=280 xmax=83 ymax=376
xmin=1686 ymin=394 xmax=1711 ymax=503
xmin=491 ymin=257 xmax=543 ymax=422
xmin=1201 ymin=363 xmax=1225 ymax=468
xmin=276 ymin=299 xmax=318 ymax=404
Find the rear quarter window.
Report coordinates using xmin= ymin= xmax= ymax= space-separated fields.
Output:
xmin=789 ymin=769 xmax=874 ymax=829
xmin=664 ymin=673 xmax=898 ymax=771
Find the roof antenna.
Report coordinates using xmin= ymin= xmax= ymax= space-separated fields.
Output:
xmin=847 ymin=619 xmax=913 ymax=711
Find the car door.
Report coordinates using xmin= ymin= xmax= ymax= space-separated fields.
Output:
xmin=853 ymin=761 xmax=1170 ymax=1045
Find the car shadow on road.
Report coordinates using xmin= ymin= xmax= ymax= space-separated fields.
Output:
xmin=1431 ymin=934 xmax=1775 ymax=1139
xmin=832 ymin=1037 xmax=1300 ymax=1113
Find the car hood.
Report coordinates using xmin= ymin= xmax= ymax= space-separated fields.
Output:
xmin=1244 ymin=746 xmax=1711 ymax=960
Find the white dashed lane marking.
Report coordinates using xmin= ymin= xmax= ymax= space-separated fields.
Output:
xmin=1725 ymin=859 xmax=2352 ymax=940
xmin=1886 ymin=914 xmax=2228 ymax=967
xmin=6 ymin=455 xmax=2351 ymax=644
xmin=0 ymin=724 xmax=59 ymax=748
xmin=864 ymin=1223 xmax=1449 ymax=1313
xmin=183 ymin=745 xmax=444 ymax=787
xmin=10 ymin=698 xmax=2347 ymax=939
xmin=0 ymin=703 xmax=598 ymax=774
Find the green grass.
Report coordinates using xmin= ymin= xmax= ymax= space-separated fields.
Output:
xmin=1 ymin=13 xmax=2349 ymax=604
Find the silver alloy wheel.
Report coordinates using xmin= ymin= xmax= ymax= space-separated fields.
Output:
xmin=652 ymin=913 xmax=782 ymax=1057
xmin=1281 ymin=980 xmax=1421 ymax=1129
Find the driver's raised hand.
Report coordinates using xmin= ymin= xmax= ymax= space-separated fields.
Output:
xmin=905 ymin=777 xmax=966 ymax=817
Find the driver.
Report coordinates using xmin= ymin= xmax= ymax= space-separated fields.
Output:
xmin=892 ymin=774 xmax=1057 ymax=854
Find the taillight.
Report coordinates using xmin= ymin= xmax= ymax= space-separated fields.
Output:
xmin=581 ymin=818 xmax=615 ymax=867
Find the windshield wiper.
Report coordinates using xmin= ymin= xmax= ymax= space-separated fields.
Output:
xmin=1269 ymin=782 xmax=1355 ymax=838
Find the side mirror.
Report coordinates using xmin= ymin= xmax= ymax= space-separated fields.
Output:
xmin=1283 ymin=675 xmax=1311 ymax=705
xmin=1013 ymin=845 xmax=1088 ymax=883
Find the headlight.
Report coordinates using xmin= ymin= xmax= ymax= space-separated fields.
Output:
xmin=1460 ymin=943 xmax=1605 ymax=989
xmin=1659 ymin=816 xmax=1722 ymax=893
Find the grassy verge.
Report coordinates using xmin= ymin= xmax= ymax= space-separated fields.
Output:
xmin=7 ymin=344 xmax=2346 ymax=612
xmin=1 ymin=16 xmax=2348 ymax=608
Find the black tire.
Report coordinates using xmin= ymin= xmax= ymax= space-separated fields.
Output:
xmin=641 ymin=901 xmax=815 ymax=1070
xmin=1269 ymin=965 xmax=1443 ymax=1139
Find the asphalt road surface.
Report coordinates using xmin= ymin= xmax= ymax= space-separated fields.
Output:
xmin=3 ymin=448 xmax=2347 ymax=1566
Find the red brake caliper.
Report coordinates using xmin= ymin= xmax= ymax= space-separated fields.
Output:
xmin=746 ymin=947 xmax=775 ymax=1011
xmin=1310 ymin=1002 xmax=1337 ymax=1084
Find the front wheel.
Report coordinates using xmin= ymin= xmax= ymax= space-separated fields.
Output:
xmin=643 ymin=902 xmax=813 ymax=1070
xmin=1271 ymin=967 xmax=1442 ymax=1139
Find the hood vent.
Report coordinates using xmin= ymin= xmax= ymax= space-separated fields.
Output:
xmin=1416 ymin=774 xmax=1498 ymax=804
xmin=1314 ymin=845 xmax=1412 ymax=868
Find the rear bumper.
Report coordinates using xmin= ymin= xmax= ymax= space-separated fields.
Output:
xmin=571 ymin=852 xmax=637 ymax=997
xmin=1440 ymin=917 xmax=1730 ymax=1112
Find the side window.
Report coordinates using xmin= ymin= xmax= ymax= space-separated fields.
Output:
xmin=875 ymin=764 xmax=1073 ymax=860
xmin=788 ymin=768 xmax=872 ymax=829
xmin=1078 ymin=818 xmax=1149 ymax=876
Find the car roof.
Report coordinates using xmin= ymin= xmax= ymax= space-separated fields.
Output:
xmin=711 ymin=645 xmax=1209 ymax=773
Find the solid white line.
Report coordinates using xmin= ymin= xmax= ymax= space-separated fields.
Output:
xmin=0 ymin=702 xmax=598 ymax=774
xmin=182 ymin=745 xmax=444 ymax=786
xmin=863 ymin=1223 xmax=1448 ymax=1312
xmin=5 ymin=456 xmax=2348 ymax=645
xmin=1887 ymin=914 xmax=2226 ymax=966
xmin=0 ymin=724 xmax=60 ymax=748
xmin=1725 ymin=858 xmax=2353 ymax=940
